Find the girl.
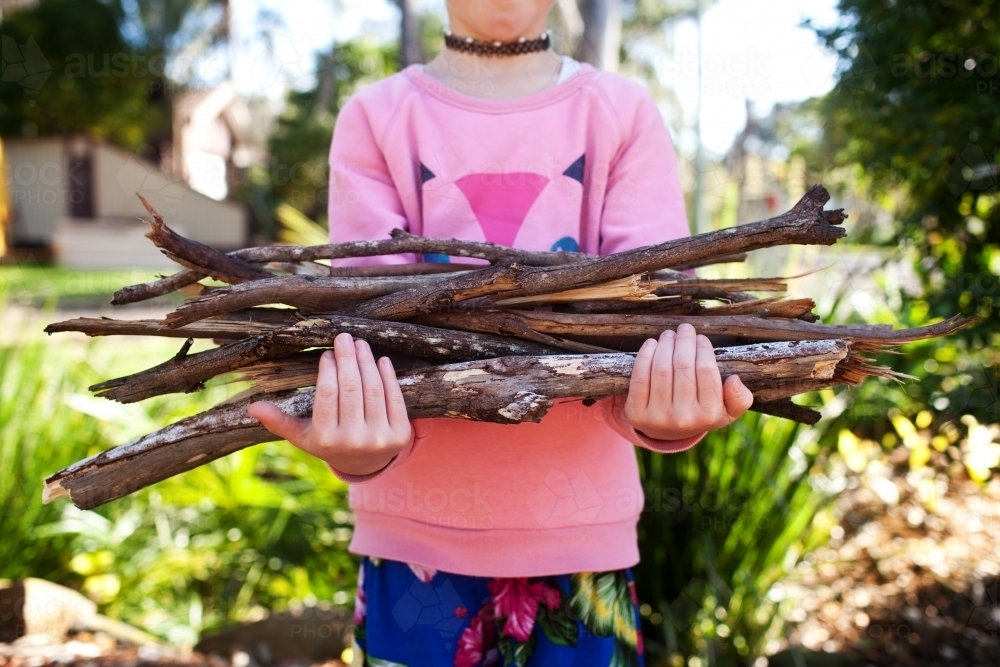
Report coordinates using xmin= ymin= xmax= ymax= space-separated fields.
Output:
xmin=249 ymin=2 xmax=753 ymax=665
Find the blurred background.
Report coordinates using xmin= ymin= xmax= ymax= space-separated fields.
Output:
xmin=0 ymin=1 xmax=997 ymax=666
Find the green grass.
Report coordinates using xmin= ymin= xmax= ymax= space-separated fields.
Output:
xmin=634 ymin=405 xmax=839 ymax=665
xmin=0 ymin=265 xmax=166 ymax=302
xmin=1 ymin=299 xmax=356 ymax=644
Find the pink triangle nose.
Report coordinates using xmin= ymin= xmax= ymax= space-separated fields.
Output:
xmin=455 ymin=172 xmax=549 ymax=247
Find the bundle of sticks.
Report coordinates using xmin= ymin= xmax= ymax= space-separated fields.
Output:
xmin=42 ymin=185 xmax=973 ymax=510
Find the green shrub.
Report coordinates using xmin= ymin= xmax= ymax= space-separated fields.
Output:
xmin=1 ymin=297 xmax=355 ymax=643
xmin=635 ymin=406 xmax=838 ymax=666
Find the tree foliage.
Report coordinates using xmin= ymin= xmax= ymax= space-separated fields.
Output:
xmin=0 ymin=0 xmax=169 ymax=150
xmin=812 ymin=0 xmax=1000 ymax=425
xmin=237 ymin=38 xmax=399 ymax=239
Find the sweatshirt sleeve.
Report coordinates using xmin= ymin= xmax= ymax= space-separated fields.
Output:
xmin=327 ymin=97 xmax=419 ymax=266
xmin=323 ymin=93 xmax=426 ymax=485
xmin=597 ymin=85 xmax=690 ymax=255
xmin=327 ymin=419 xmax=433 ymax=484
xmin=596 ymin=83 xmax=705 ymax=452
xmin=597 ymin=395 xmax=706 ymax=454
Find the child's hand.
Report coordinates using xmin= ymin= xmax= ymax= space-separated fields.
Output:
xmin=622 ymin=323 xmax=754 ymax=441
xmin=247 ymin=333 xmax=412 ymax=476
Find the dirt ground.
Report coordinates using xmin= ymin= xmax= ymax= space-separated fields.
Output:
xmin=776 ymin=446 xmax=1000 ymax=666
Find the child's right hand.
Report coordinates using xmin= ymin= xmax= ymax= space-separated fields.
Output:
xmin=247 ymin=333 xmax=412 ymax=476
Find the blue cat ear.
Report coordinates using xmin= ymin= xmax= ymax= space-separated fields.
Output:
xmin=420 ymin=162 xmax=436 ymax=183
xmin=562 ymin=154 xmax=585 ymax=184
xmin=550 ymin=236 xmax=580 ymax=253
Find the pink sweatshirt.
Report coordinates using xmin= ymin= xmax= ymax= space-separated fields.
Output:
xmin=326 ymin=62 xmax=702 ymax=577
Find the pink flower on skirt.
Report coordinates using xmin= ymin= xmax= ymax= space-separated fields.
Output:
xmin=353 ymin=563 xmax=366 ymax=626
xmin=486 ymin=578 xmax=562 ymax=642
xmin=407 ymin=562 xmax=438 ymax=583
xmin=454 ymin=612 xmax=496 ymax=667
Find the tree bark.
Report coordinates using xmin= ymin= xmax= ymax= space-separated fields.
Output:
xmin=163 ymin=273 xmax=473 ymax=327
xmin=398 ymin=0 xmax=424 ymax=67
xmin=111 ymin=229 xmax=589 ymax=305
xmin=417 ymin=311 xmax=975 ymax=354
xmin=43 ymin=339 xmax=850 ymax=510
xmin=138 ymin=195 xmax=272 ymax=283
xmin=341 ymin=185 xmax=845 ymax=321
xmin=574 ymin=0 xmax=622 ymax=72
xmin=89 ymin=316 xmax=568 ymax=404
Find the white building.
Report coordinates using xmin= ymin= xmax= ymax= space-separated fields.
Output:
xmin=2 ymin=82 xmax=256 ymax=269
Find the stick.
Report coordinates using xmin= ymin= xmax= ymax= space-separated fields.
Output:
xmin=417 ymin=311 xmax=976 ymax=354
xmin=43 ymin=339 xmax=851 ymax=510
xmin=111 ymin=229 xmax=589 ymax=305
xmin=340 ymin=185 xmax=846 ymax=321
xmin=46 ymin=317 xmax=283 ymax=339
xmin=670 ymin=253 xmax=748 ymax=271
xmin=112 ymin=185 xmax=839 ymax=306
xmin=162 ymin=273 xmax=473 ymax=327
xmin=89 ymin=316 xmax=568 ymax=403
xmin=235 ymin=339 xmax=850 ymax=396
xmin=751 ymin=398 xmax=821 ymax=425
xmin=138 ymin=195 xmax=272 ymax=283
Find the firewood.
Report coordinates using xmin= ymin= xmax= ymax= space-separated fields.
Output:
xmin=44 ymin=340 xmax=852 ymax=510
xmin=39 ymin=184 xmax=976 ymax=511
xmin=138 ymin=194 xmax=272 ymax=283
xmin=417 ymin=311 xmax=974 ymax=354
xmin=111 ymin=228 xmax=590 ymax=305
xmin=163 ymin=273 xmax=474 ymax=327
xmin=88 ymin=316 xmax=567 ymax=404
xmin=338 ymin=185 xmax=845 ymax=321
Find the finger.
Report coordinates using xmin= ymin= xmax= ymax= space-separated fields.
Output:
xmin=248 ymin=401 xmax=310 ymax=444
xmin=671 ymin=323 xmax=698 ymax=403
xmin=627 ymin=338 xmax=657 ymax=413
xmin=647 ymin=329 xmax=675 ymax=410
xmin=378 ymin=356 xmax=410 ymax=431
xmin=722 ymin=375 xmax=754 ymax=421
xmin=312 ymin=349 xmax=339 ymax=430
xmin=695 ymin=334 xmax=724 ymax=409
xmin=335 ymin=333 xmax=364 ymax=426
xmin=355 ymin=339 xmax=388 ymax=426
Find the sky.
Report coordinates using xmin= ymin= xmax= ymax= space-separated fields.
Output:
xmin=227 ymin=0 xmax=844 ymax=158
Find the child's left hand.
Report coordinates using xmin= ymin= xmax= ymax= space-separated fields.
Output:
xmin=622 ymin=322 xmax=754 ymax=441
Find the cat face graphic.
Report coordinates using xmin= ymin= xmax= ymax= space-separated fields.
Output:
xmin=418 ymin=154 xmax=585 ymax=257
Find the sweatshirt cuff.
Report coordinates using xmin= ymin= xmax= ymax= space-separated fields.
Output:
xmin=326 ymin=420 xmax=430 ymax=484
xmin=602 ymin=395 xmax=707 ymax=454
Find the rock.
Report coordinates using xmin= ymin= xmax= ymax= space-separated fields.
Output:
xmin=195 ymin=605 xmax=352 ymax=666
xmin=0 ymin=579 xmax=96 ymax=643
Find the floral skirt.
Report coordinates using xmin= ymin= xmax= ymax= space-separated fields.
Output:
xmin=350 ymin=556 xmax=645 ymax=667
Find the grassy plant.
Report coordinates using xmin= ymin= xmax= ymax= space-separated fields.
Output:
xmin=1 ymin=296 xmax=355 ymax=643
xmin=634 ymin=407 xmax=839 ymax=666
xmin=0 ymin=316 xmax=105 ymax=582
xmin=0 ymin=265 xmax=165 ymax=304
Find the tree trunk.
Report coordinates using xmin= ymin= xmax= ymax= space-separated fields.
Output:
xmin=574 ymin=0 xmax=622 ymax=72
xmin=398 ymin=0 xmax=423 ymax=67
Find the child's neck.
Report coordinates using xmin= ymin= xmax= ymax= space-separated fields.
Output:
xmin=422 ymin=48 xmax=564 ymax=100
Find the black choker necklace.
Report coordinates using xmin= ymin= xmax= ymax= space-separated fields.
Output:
xmin=443 ymin=29 xmax=551 ymax=57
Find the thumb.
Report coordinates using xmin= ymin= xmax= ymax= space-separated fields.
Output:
xmin=722 ymin=375 xmax=754 ymax=420
xmin=248 ymin=401 xmax=309 ymax=444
